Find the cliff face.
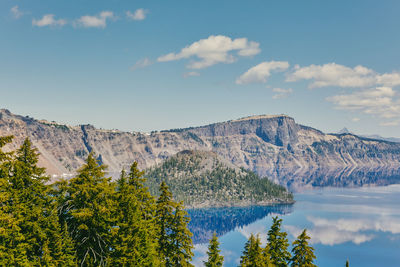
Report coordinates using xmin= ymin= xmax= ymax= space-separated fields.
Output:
xmin=1 ymin=109 xmax=400 ymax=189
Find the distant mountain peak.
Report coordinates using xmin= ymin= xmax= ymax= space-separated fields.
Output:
xmin=338 ymin=127 xmax=351 ymax=134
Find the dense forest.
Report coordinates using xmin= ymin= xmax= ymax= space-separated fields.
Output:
xmin=145 ymin=150 xmax=293 ymax=208
xmin=0 ymin=135 xmax=339 ymax=266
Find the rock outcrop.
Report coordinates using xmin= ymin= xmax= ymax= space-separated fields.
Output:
xmin=1 ymin=109 xmax=400 ymax=189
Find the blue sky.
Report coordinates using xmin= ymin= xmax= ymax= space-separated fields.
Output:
xmin=1 ymin=0 xmax=400 ymax=137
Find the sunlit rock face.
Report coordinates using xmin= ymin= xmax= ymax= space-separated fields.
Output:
xmin=1 ymin=109 xmax=400 ymax=189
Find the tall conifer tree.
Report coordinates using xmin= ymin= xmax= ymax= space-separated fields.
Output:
xmin=290 ymin=229 xmax=316 ymax=267
xmin=204 ymin=232 xmax=224 ymax=267
xmin=59 ymin=152 xmax=115 ymax=266
xmin=267 ymin=216 xmax=291 ymax=267
xmin=0 ymin=136 xmax=29 ymax=265
xmin=156 ymin=181 xmax=193 ymax=266
xmin=110 ymin=162 xmax=159 ymax=266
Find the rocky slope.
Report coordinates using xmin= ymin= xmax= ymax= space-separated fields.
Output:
xmin=1 ymin=109 xmax=400 ymax=189
xmin=145 ymin=150 xmax=293 ymax=208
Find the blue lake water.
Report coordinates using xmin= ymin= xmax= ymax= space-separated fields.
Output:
xmin=188 ymin=185 xmax=400 ymax=267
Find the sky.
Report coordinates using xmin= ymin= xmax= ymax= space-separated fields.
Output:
xmin=1 ymin=0 xmax=400 ymax=137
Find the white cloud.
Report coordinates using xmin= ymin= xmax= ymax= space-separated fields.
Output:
xmin=286 ymin=215 xmax=400 ymax=246
xmin=286 ymin=63 xmax=400 ymax=89
xmin=11 ymin=5 xmax=24 ymax=19
xmin=327 ymin=86 xmax=400 ymax=124
xmin=286 ymin=224 xmax=374 ymax=246
xmin=287 ymin=63 xmax=376 ymax=88
xmin=126 ymin=9 xmax=148 ymax=21
xmin=272 ymin=88 xmax=293 ymax=99
xmin=352 ymin=117 xmax=360 ymax=122
xmin=157 ymin=35 xmax=261 ymax=69
xmin=32 ymin=14 xmax=67 ymax=27
xmin=376 ymin=72 xmax=400 ymax=87
xmin=75 ymin=11 xmax=114 ymax=28
xmin=235 ymin=61 xmax=289 ymax=85
xmin=183 ymin=71 xmax=200 ymax=78
xmin=130 ymin=58 xmax=152 ymax=71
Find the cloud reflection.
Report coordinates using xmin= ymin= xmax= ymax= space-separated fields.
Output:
xmin=286 ymin=215 xmax=400 ymax=246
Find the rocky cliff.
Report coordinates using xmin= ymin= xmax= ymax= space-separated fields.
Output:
xmin=1 ymin=109 xmax=400 ymax=189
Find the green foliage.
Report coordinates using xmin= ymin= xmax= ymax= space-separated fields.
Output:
xmin=146 ymin=151 xmax=293 ymax=207
xmin=346 ymin=260 xmax=349 ymax=267
xmin=58 ymin=152 xmax=116 ymax=266
xmin=0 ymin=138 xmax=76 ymax=266
xmin=290 ymin=229 xmax=316 ymax=267
xmin=240 ymin=234 xmax=274 ymax=267
xmin=109 ymin=163 xmax=159 ymax=266
xmin=204 ymin=232 xmax=224 ymax=267
xmin=267 ymin=216 xmax=291 ymax=267
xmin=156 ymin=181 xmax=194 ymax=266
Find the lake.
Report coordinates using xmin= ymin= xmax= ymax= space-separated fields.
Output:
xmin=188 ymin=184 xmax=400 ymax=266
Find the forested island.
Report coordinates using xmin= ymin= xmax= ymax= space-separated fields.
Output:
xmin=0 ymin=135 xmax=340 ymax=266
xmin=145 ymin=150 xmax=293 ymax=208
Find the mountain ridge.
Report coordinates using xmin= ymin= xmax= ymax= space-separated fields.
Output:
xmin=1 ymin=109 xmax=400 ymax=189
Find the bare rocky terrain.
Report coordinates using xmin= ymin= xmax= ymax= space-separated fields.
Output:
xmin=1 ymin=108 xmax=400 ymax=189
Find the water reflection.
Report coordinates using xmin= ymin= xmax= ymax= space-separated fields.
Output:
xmin=187 ymin=204 xmax=293 ymax=244
xmin=191 ymin=185 xmax=400 ymax=267
xmin=281 ymin=166 xmax=400 ymax=190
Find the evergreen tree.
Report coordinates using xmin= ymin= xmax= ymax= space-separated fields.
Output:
xmin=15 ymin=139 xmax=74 ymax=264
xmin=290 ymin=229 xmax=316 ymax=267
xmin=1 ymin=138 xmax=75 ymax=265
xmin=346 ymin=260 xmax=349 ymax=267
xmin=156 ymin=181 xmax=194 ymax=266
xmin=240 ymin=234 xmax=269 ymax=267
xmin=267 ymin=217 xmax=291 ymax=267
xmin=204 ymin=232 xmax=224 ymax=267
xmin=59 ymin=152 xmax=115 ymax=266
xmin=0 ymin=136 xmax=29 ymax=265
xmin=109 ymin=163 xmax=159 ymax=266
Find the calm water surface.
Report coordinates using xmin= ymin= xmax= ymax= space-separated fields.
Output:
xmin=188 ymin=185 xmax=400 ymax=267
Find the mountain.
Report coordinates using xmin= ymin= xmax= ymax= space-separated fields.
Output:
xmin=145 ymin=150 xmax=293 ymax=208
xmin=337 ymin=128 xmax=400 ymax=143
xmin=1 ymin=109 xmax=400 ymax=189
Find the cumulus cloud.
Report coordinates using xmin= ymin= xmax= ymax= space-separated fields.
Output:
xmin=286 ymin=63 xmax=376 ymax=88
xmin=11 ymin=5 xmax=24 ymax=19
xmin=327 ymin=86 xmax=400 ymax=124
xmin=286 ymin=62 xmax=400 ymax=89
xmin=235 ymin=61 xmax=289 ymax=84
xmin=130 ymin=58 xmax=152 ymax=71
xmin=75 ymin=11 xmax=114 ymax=28
xmin=157 ymin=35 xmax=261 ymax=69
xmin=32 ymin=14 xmax=67 ymax=27
xmin=126 ymin=9 xmax=147 ymax=21
xmin=183 ymin=71 xmax=200 ymax=78
xmin=272 ymin=88 xmax=293 ymax=99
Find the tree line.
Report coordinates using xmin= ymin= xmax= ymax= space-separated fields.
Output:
xmin=0 ymin=136 xmax=346 ymax=266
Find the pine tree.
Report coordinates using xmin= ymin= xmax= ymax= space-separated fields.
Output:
xmin=1 ymin=138 xmax=76 ymax=265
xmin=346 ymin=260 xmax=349 ymax=267
xmin=0 ymin=136 xmax=29 ymax=266
xmin=59 ymin=152 xmax=115 ymax=266
xmin=109 ymin=162 xmax=159 ymax=266
xmin=156 ymin=181 xmax=194 ymax=266
xmin=290 ymin=229 xmax=316 ymax=267
xmin=267 ymin=216 xmax=291 ymax=267
xmin=240 ymin=234 xmax=267 ymax=267
xmin=204 ymin=232 xmax=224 ymax=267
